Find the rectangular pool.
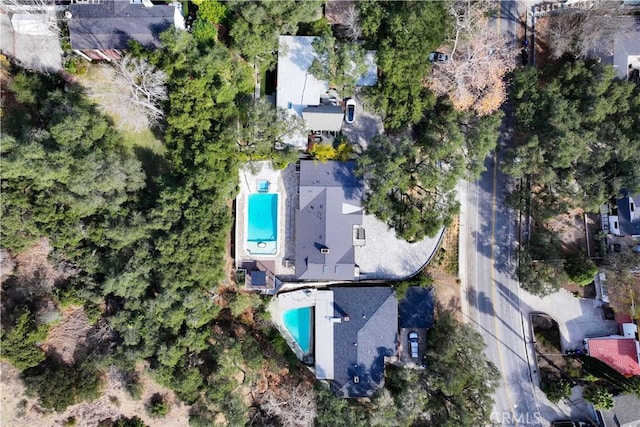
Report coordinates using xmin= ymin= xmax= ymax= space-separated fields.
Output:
xmin=246 ymin=193 xmax=278 ymax=255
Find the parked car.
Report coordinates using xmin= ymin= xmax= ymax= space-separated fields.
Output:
xmin=409 ymin=331 xmax=419 ymax=358
xmin=429 ymin=51 xmax=449 ymax=62
xmin=345 ymin=98 xmax=356 ymax=123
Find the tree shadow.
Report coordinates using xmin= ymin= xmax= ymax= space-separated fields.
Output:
xmin=133 ymin=146 xmax=170 ymax=204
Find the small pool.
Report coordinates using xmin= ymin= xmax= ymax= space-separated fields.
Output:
xmin=247 ymin=193 xmax=278 ymax=255
xmin=282 ymin=307 xmax=312 ymax=354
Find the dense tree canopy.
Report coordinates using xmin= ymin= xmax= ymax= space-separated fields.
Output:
xmin=359 ymin=0 xmax=450 ymax=131
xmin=226 ymin=0 xmax=322 ymax=67
xmin=308 ymin=34 xmax=369 ymax=96
xmin=358 ymin=98 xmax=502 ymax=242
xmin=0 ymin=2 xmax=504 ymax=422
xmin=504 ymin=62 xmax=640 ymax=217
xmin=2 ymin=30 xmax=264 ymax=419
xmin=369 ymin=312 xmax=500 ymax=427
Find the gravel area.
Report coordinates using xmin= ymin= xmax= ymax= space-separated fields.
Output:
xmin=355 ymin=214 xmax=444 ymax=280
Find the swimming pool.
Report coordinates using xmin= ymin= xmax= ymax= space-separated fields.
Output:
xmin=246 ymin=193 xmax=278 ymax=255
xmin=282 ymin=307 xmax=312 ymax=354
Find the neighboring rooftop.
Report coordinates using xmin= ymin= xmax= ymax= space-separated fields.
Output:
xmin=295 ymin=160 xmax=364 ymax=281
xmin=587 ymin=337 xmax=640 ymax=376
xmin=613 ymin=35 xmax=640 ymax=81
xmin=68 ymin=0 xmax=182 ymax=50
xmin=330 ymin=286 xmax=398 ymax=398
xmin=275 ymin=36 xmax=377 ymax=147
xmin=398 ymin=287 xmax=434 ymax=329
xmin=302 ymin=105 xmax=344 ymax=132
xmin=276 ymin=36 xmax=329 ymax=147
xmin=616 ymin=190 xmax=640 ymax=237
xmin=598 ymin=393 xmax=640 ymax=427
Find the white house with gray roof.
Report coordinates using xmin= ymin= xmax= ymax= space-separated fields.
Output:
xmin=276 ymin=35 xmax=377 ymax=148
xmin=295 ymin=160 xmax=364 ymax=281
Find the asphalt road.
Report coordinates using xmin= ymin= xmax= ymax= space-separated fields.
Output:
xmin=459 ymin=1 xmax=553 ymax=425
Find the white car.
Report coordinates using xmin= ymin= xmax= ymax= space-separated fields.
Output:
xmin=409 ymin=331 xmax=419 ymax=358
xmin=345 ymin=98 xmax=356 ymax=124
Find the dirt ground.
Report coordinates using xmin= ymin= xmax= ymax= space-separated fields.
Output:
xmin=1 ymin=361 xmax=191 ymax=427
xmin=428 ymin=216 xmax=462 ymax=321
xmin=1 ymin=240 xmax=191 ymax=426
xmin=544 ymin=208 xmax=599 ymax=257
xmin=41 ymin=307 xmax=94 ymax=364
xmin=533 ymin=16 xmax=554 ymax=67
xmin=9 ymin=238 xmax=70 ymax=289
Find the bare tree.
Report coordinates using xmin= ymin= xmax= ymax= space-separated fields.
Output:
xmin=87 ymin=56 xmax=168 ymax=131
xmin=260 ymin=381 xmax=316 ymax=427
xmin=543 ymin=2 xmax=639 ymax=60
xmin=429 ymin=0 xmax=514 ymax=115
xmin=338 ymin=3 xmax=362 ymax=41
xmin=1 ymin=0 xmax=61 ymax=35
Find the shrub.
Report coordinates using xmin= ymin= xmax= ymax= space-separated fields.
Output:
xmin=147 ymin=393 xmax=169 ymax=418
xmin=193 ymin=0 xmax=227 ymax=23
xmin=114 ymin=415 xmax=147 ymax=427
xmin=565 ymin=251 xmax=597 ymax=286
xmin=192 ymin=18 xmax=217 ymax=45
xmin=1 ymin=311 xmax=48 ymax=370
xmin=63 ymin=56 xmax=88 ymax=75
xmin=22 ymin=358 xmax=102 ymax=411
xmin=583 ymin=385 xmax=615 ymax=410
xmin=541 ymin=377 xmax=572 ymax=403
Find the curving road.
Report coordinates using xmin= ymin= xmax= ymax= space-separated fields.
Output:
xmin=458 ymin=1 xmax=560 ymax=425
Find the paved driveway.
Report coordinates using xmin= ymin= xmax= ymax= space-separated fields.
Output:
xmin=341 ymin=90 xmax=383 ymax=153
xmin=520 ymin=289 xmax=619 ymax=351
xmin=0 ymin=10 xmax=62 ymax=72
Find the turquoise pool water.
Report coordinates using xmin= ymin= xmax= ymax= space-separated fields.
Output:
xmin=247 ymin=193 xmax=278 ymax=255
xmin=282 ymin=307 xmax=312 ymax=354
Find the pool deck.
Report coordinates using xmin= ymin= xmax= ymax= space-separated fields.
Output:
xmin=269 ymin=289 xmax=335 ymax=378
xmin=235 ymin=161 xmax=444 ymax=286
xmin=235 ymin=161 xmax=298 ymax=279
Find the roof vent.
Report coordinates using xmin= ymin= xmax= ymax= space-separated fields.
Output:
xmin=353 ymin=375 xmax=359 ymax=384
xmin=320 ymin=247 xmax=330 ymax=254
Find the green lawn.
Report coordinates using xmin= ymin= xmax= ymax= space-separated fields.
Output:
xmin=119 ymin=128 xmax=166 ymax=156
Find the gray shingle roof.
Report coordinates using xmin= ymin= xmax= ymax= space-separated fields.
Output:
xmin=295 ymin=161 xmax=363 ymax=281
xmin=330 ymin=286 xmax=397 ymax=398
xmin=599 ymin=394 xmax=640 ymax=427
xmin=68 ymin=0 xmax=175 ymax=50
xmin=302 ymin=105 xmax=344 ymax=132
xmin=616 ymin=189 xmax=640 ymax=236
